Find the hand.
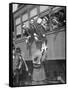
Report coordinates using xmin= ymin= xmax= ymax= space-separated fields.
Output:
xmin=26 ymin=68 xmax=28 ymax=71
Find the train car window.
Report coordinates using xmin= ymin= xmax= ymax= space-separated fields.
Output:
xmin=51 ymin=7 xmax=66 ymax=30
xmin=30 ymin=8 xmax=37 ymax=18
xmin=40 ymin=6 xmax=49 ymax=13
xmin=16 ymin=24 xmax=22 ymax=39
xmin=24 ymin=21 xmax=29 ymax=28
xmin=15 ymin=17 xmax=21 ymax=25
xmin=40 ymin=14 xmax=50 ymax=32
xmin=22 ymin=13 xmax=28 ymax=22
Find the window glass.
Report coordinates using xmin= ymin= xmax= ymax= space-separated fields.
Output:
xmin=22 ymin=13 xmax=28 ymax=22
xmin=16 ymin=25 xmax=21 ymax=35
xmin=24 ymin=21 xmax=29 ymax=28
xmin=40 ymin=6 xmax=49 ymax=12
xmin=30 ymin=8 xmax=37 ymax=18
xmin=15 ymin=17 xmax=21 ymax=25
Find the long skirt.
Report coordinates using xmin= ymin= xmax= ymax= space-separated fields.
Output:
xmin=32 ymin=65 xmax=46 ymax=82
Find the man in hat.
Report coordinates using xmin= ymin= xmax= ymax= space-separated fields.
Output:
xmin=14 ymin=47 xmax=28 ymax=85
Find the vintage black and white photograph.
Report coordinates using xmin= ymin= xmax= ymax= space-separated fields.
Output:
xmin=9 ymin=3 xmax=66 ymax=87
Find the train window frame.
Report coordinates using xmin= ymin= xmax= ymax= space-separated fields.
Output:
xmin=40 ymin=5 xmax=49 ymax=13
xmin=30 ymin=8 xmax=37 ymax=18
xmin=23 ymin=21 xmax=29 ymax=28
xmin=22 ymin=13 xmax=28 ymax=22
xmin=16 ymin=24 xmax=22 ymax=39
xmin=15 ymin=17 xmax=21 ymax=25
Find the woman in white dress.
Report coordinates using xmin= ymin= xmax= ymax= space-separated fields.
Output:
xmin=32 ymin=41 xmax=48 ymax=85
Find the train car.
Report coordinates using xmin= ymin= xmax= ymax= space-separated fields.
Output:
xmin=12 ymin=4 xmax=66 ymax=86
